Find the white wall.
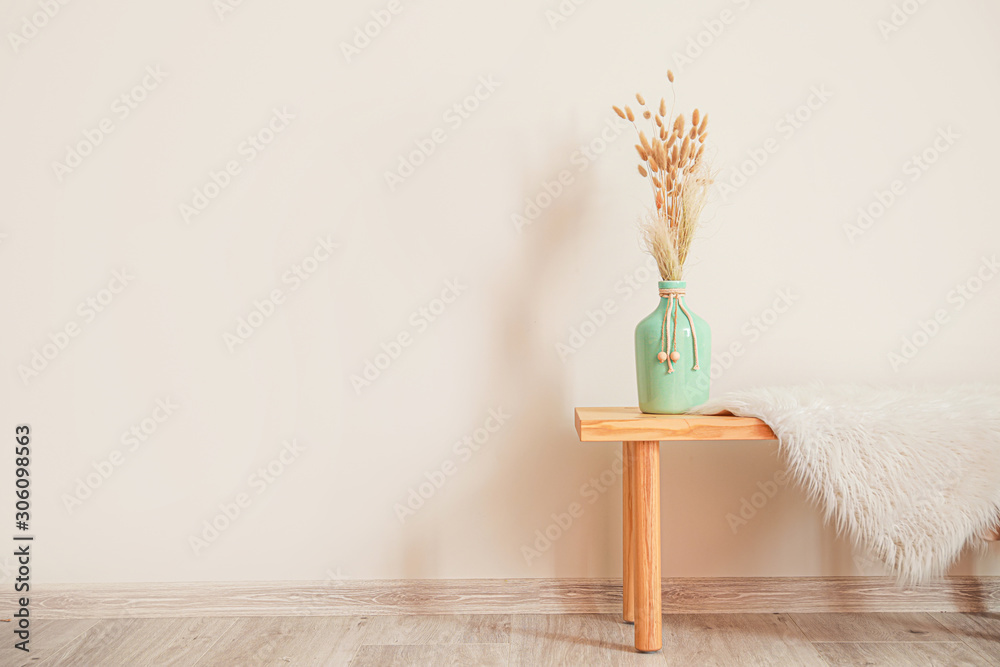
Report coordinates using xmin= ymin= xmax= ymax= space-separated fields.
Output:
xmin=2 ymin=0 xmax=999 ymax=584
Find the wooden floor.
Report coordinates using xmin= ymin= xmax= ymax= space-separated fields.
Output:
xmin=2 ymin=612 xmax=997 ymax=666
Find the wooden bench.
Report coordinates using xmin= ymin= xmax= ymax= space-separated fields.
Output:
xmin=574 ymin=407 xmax=776 ymax=653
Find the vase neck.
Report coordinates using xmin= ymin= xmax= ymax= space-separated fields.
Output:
xmin=658 ymin=280 xmax=687 ymax=301
xmin=654 ymin=282 xmax=702 ymax=372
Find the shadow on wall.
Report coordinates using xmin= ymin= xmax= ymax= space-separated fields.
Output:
xmin=400 ymin=135 xmax=616 ymax=578
xmin=485 ymin=138 xmax=608 ymax=578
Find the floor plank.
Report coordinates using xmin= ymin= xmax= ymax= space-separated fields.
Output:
xmin=192 ymin=616 xmax=369 ymax=666
xmin=360 ymin=614 xmax=509 ymax=645
xmin=350 ymin=643 xmax=509 ymax=666
xmin=813 ymin=641 xmax=986 ymax=666
xmin=509 ymin=614 xmax=664 ymax=665
xmin=0 ymin=619 xmax=99 ymax=667
xmin=12 ymin=611 xmax=1000 ymax=666
xmin=21 ymin=619 xmax=100 ymax=649
xmin=929 ymin=612 xmax=1000 ymax=664
xmin=661 ymin=614 xmax=826 ymax=666
xmin=789 ymin=612 xmax=953 ymax=642
xmin=109 ymin=617 xmax=237 ymax=666
xmin=31 ymin=617 xmax=237 ymax=667
xmin=34 ymin=618 xmax=148 ymax=666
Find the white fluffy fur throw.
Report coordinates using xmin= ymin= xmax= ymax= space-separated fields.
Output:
xmin=693 ymin=384 xmax=1000 ymax=585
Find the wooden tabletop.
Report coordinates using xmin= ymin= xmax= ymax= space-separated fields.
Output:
xmin=575 ymin=407 xmax=776 ymax=442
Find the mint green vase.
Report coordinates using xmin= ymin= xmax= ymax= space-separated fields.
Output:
xmin=635 ymin=281 xmax=711 ymax=414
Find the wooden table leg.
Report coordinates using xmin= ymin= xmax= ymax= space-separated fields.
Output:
xmin=622 ymin=442 xmax=635 ymax=624
xmin=630 ymin=440 xmax=662 ymax=652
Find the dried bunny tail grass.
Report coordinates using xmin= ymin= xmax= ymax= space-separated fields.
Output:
xmin=641 ymin=208 xmax=684 ymax=281
xmin=675 ymin=160 xmax=713 ymax=262
xmin=657 ymin=148 xmax=668 ymax=170
xmin=642 ymin=161 xmax=713 ymax=280
xmin=618 ymin=72 xmax=713 ymax=280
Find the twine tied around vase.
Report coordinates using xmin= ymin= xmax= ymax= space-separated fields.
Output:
xmin=657 ymin=288 xmax=700 ymax=373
